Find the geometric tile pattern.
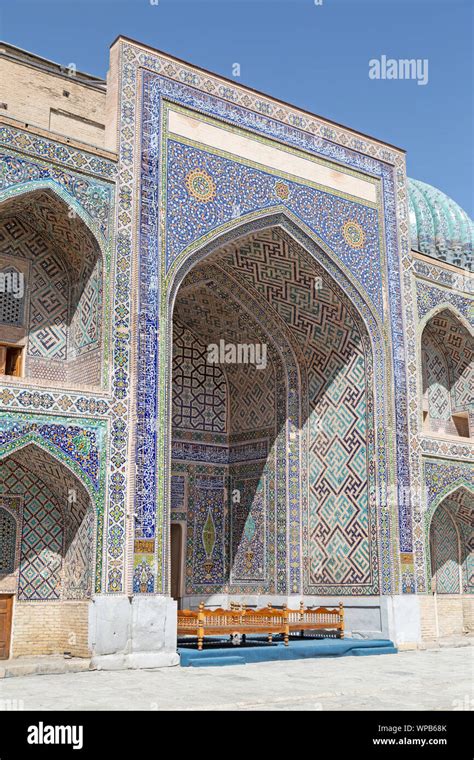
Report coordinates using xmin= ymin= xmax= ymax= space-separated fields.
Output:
xmin=0 ymin=494 xmax=23 ymax=595
xmin=0 ymin=131 xmax=115 ymax=589
xmin=423 ymin=458 xmax=474 ymax=595
xmin=172 ymin=271 xmax=284 ymax=595
xmin=0 ymin=189 xmax=103 ymax=374
xmin=0 ymin=215 xmax=68 ymax=360
xmin=171 ymin=264 xmax=287 ymax=594
xmin=459 ymin=520 xmax=474 ymax=594
xmin=430 ymin=505 xmax=460 ymax=594
xmin=0 ymin=494 xmax=22 ymax=565
xmin=2 ymin=37 xmax=449 ymax=606
xmin=168 ymin=222 xmax=376 ymax=595
xmin=62 ymin=508 xmax=94 ymax=600
xmin=416 ymin=279 xmax=473 ymax=324
xmin=9 ymin=443 xmax=94 ymax=600
xmin=0 ymin=149 xmax=113 ymax=236
xmin=171 ymin=218 xmax=385 ymax=595
xmin=174 ymin=282 xmax=276 ymax=433
xmin=172 ymin=319 xmax=227 ymax=433
xmin=173 ymin=451 xmax=277 ymax=596
xmin=424 ymin=310 xmax=473 ymax=412
xmin=0 ymin=408 xmax=107 ymax=596
xmin=309 ymin=346 xmax=370 ymax=587
xmin=208 ymin=228 xmax=374 ymax=591
xmin=422 ymin=331 xmax=452 ymax=422
xmin=19 ymin=492 xmax=63 ymax=600
xmin=1 ymin=190 xmax=98 ymax=286
xmin=0 ymin=457 xmax=63 ymax=600
xmin=0 ymin=440 xmax=95 ymax=600
xmin=233 ymin=459 xmax=277 ymax=592
xmin=228 ymin=362 xmax=276 ymax=434
xmin=69 ymin=264 xmax=101 ymax=360
xmin=134 ymin=50 xmax=410 ymax=598
xmin=440 ymin=489 xmax=474 ymax=594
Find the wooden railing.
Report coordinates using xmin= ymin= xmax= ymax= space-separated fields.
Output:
xmin=177 ymin=601 xmax=344 ymax=650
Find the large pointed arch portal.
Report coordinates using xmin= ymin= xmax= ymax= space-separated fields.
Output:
xmin=162 ymin=221 xmax=386 ymax=604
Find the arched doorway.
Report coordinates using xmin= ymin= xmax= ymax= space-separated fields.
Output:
xmin=0 ymin=442 xmax=95 ymax=657
xmin=428 ymin=487 xmax=474 ymax=637
xmin=0 ymin=188 xmax=104 ymax=388
xmin=169 ymin=225 xmax=380 ymax=606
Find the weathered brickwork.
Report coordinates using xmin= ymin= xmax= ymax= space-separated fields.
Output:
xmin=419 ymin=595 xmax=473 ymax=639
xmin=11 ymin=601 xmax=89 ymax=657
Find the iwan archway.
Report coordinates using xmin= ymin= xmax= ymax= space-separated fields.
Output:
xmin=166 ymin=217 xmax=388 ymax=608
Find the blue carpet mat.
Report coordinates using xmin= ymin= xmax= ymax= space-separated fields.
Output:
xmin=178 ymin=636 xmax=397 ymax=667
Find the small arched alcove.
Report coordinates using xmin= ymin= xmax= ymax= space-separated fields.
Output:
xmin=0 ymin=188 xmax=104 ymax=387
xmin=421 ymin=309 xmax=473 ymax=438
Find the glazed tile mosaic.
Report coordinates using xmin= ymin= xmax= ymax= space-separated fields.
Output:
xmin=430 ymin=504 xmax=461 ymax=594
xmin=434 ymin=489 xmax=474 ymax=594
xmin=136 ymin=60 xmax=417 ymax=598
xmin=0 ymin=37 xmax=472 ymax=660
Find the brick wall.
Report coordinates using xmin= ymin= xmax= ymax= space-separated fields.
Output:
xmin=11 ymin=600 xmax=90 ymax=657
xmin=419 ymin=595 xmax=473 ymax=640
xmin=462 ymin=596 xmax=474 ymax=632
xmin=419 ymin=596 xmax=438 ymax=640
xmin=0 ymin=58 xmax=105 ymax=149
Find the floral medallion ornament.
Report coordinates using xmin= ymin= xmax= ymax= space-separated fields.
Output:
xmin=274 ymin=180 xmax=289 ymax=200
xmin=72 ymin=432 xmax=91 ymax=455
xmin=185 ymin=168 xmax=216 ymax=203
xmin=342 ymin=220 xmax=365 ymax=249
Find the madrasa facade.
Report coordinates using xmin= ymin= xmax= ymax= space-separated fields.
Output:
xmin=0 ymin=38 xmax=472 ymax=668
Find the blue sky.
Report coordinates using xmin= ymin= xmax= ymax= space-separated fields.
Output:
xmin=1 ymin=0 xmax=472 ymax=215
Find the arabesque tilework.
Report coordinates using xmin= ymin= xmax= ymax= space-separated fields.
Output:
xmin=136 ymin=57 xmax=407 ymax=595
xmin=0 ymin=38 xmax=472 ymax=634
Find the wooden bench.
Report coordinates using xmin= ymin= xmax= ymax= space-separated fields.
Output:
xmin=287 ymin=602 xmax=344 ymax=639
xmin=177 ymin=603 xmax=289 ymax=650
xmin=177 ymin=601 xmax=344 ymax=650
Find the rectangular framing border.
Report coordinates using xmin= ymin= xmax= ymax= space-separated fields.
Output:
xmin=112 ymin=38 xmax=415 ymax=598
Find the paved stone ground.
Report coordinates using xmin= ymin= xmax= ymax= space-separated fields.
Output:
xmin=0 ymin=648 xmax=472 ymax=711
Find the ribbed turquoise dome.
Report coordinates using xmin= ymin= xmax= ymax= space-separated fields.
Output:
xmin=408 ymin=179 xmax=473 ymax=270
